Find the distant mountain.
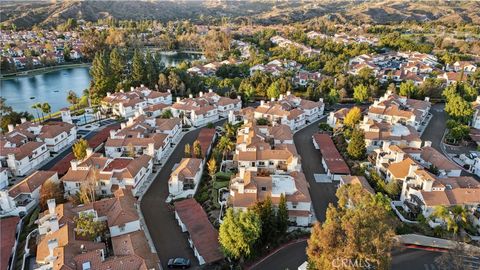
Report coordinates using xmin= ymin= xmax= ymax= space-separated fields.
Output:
xmin=1 ymin=0 xmax=479 ymax=29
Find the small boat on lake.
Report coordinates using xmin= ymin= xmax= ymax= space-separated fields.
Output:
xmin=30 ymin=97 xmax=35 ymax=99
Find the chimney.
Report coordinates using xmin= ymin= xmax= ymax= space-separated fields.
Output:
xmin=49 ymin=217 xmax=59 ymax=233
xmin=423 ymin=141 xmax=432 ymax=148
xmin=476 ymin=96 xmax=480 ymax=103
xmin=70 ymin=160 xmax=78 ymax=170
xmin=20 ymin=118 xmax=27 ymax=123
xmin=424 ymin=97 xmax=430 ymax=102
xmin=155 ymin=84 xmax=158 ymax=89
xmin=86 ymin=148 xmax=93 ymax=157
xmin=260 ymin=100 xmax=265 ymax=106
xmin=47 ymin=199 xmax=56 ymax=215
xmin=189 ymin=94 xmax=193 ymax=98
xmin=407 ymin=163 xmax=418 ymax=178
xmin=319 ymin=98 xmax=324 ymax=103
xmin=7 ymin=124 xmax=14 ymax=132
xmin=176 ymin=97 xmax=181 ymax=103
xmin=167 ymin=89 xmax=171 ymax=93
xmin=138 ymin=107 xmax=144 ymax=115
xmin=271 ymin=97 xmax=275 ymax=102
xmin=121 ymin=89 xmax=125 ymax=93
xmin=209 ymin=89 xmax=213 ymax=93
xmin=47 ymin=239 xmax=59 ymax=257
xmin=134 ymin=111 xmax=140 ymax=118
xmin=237 ymin=95 xmax=241 ymax=100
xmin=199 ymin=91 xmax=204 ymax=97
xmin=286 ymin=91 xmax=291 ymax=96
xmin=279 ymin=94 xmax=284 ymax=101
xmin=107 ymin=92 xmax=111 ymax=97
xmin=120 ymin=123 xmax=126 ymax=129
xmin=140 ymin=84 xmax=144 ymax=88
xmin=129 ymin=87 xmax=134 ymax=91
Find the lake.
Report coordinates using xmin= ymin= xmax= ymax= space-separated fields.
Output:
xmin=0 ymin=52 xmax=203 ymax=114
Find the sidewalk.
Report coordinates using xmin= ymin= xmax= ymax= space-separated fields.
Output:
xmin=396 ymin=234 xmax=480 ymax=253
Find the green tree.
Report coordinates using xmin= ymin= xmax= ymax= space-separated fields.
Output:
xmin=145 ymin=50 xmax=158 ymax=88
xmin=72 ymin=139 xmax=89 ymax=161
xmin=343 ymin=107 xmax=362 ymax=129
xmin=184 ymin=143 xmax=191 ymax=158
xmin=445 ymin=95 xmax=474 ymax=124
xmin=67 ymin=90 xmax=79 ymax=111
xmin=161 ymin=109 xmax=173 ymax=119
xmin=277 ymin=193 xmax=289 ymax=235
xmin=158 ymin=73 xmax=169 ymax=90
xmin=131 ymin=49 xmax=145 ymax=86
xmin=90 ymin=50 xmax=113 ymax=98
xmin=219 ymin=208 xmax=262 ymax=260
xmin=31 ymin=103 xmax=42 ymax=122
xmin=41 ymin=103 xmax=51 ymax=120
xmin=307 ymin=184 xmax=396 ymax=270
xmin=110 ymin=48 xmax=125 ymax=85
xmin=347 ymin=128 xmax=366 ymax=160
xmin=266 ymin=81 xmax=281 ymax=99
xmin=353 ymin=84 xmax=369 ymax=103
xmin=399 ymin=80 xmax=418 ymax=98
xmin=0 ymin=111 xmax=32 ymax=132
xmin=253 ymin=196 xmax=276 ymax=245
xmin=193 ymin=140 xmax=202 ymax=158
xmin=74 ymin=212 xmax=106 ymax=240
xmin=207 ymin=158 xmax=217 ymax=182
xmin=218 ymin=135 xmax=235 ymax=163
xmin=326 ymin=88 xmax=340 ymax=105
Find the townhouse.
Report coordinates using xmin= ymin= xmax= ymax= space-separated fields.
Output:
xmin=34 ymin=188 xmax=160 ymax=270
xmin=312 ymin=133 xmax=350 ymax=180
xmin=102 ymin=85 xmax=172 ymax=118
xmin=62 ymin=152 xmax=152 ymax=196
xmin=249 ymin=59 xmax=302 ymax=76
xmin=359 ymin=116 xmax=422 ymax=152
xmin=446 ymin=61 xmax=477 ymax=73
xmin=248 ymin=92 xmax=324 ymax=130
xmin=367 ymin=91 xmax=431 ymax=131
xmin=327 ymin=107 xmax=353 ymax=128
xmin=0 ymin=171 xmax=58 ymax=217
xmin=471 ymin=96 xmax=480 ymax=129
xmin=168 ymin=158 xmax=203 ymax=199
xmin=229 ymin=170 xmax=312 ymax=226
xmin=270 ymin=35 xmax=320 ymax=56
xmin=171 ymin=90 xmax=241 ymax=127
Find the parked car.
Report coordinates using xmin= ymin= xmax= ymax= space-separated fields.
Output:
xmin=167 ymin=257 xmax=191 ymax=269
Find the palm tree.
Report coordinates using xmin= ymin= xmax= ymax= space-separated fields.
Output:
xmin=224 ymin=122 xmax=236 ymax=139
xmin=450 ymin=205 xmax=468 ymax=234
xmin=67 ymin=90 xmax=79 ymax=112
xmin=42 ymin=102 xmax=51 ymax=121
xmin=31 ymin=103 xmax=41 ymax=122
xmin=431 ymin=206 xmax=457 ymax=234
xmin=218 ymin=135 xmax=235 ymax=168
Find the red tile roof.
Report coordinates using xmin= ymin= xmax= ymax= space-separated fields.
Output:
xmin=196 ymin=128 xmax=216 ymax=158
xmin=313 ymin=133 xmax=350 ymax=175
xmin=0 ymin=216 xmax=19 ymax=270
xmin=174 ymin=199 xmax=223 ymax=264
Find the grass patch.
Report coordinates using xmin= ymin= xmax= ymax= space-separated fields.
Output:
xmin=215 ymin=171 xmax=232 ymax=181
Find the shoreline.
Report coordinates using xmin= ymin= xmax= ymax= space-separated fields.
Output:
xmin=1 ymin=63 xmax=91 ymax=80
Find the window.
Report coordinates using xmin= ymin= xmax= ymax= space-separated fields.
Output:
xmin=76 ymin=183 xmax=81 ymax=187
xmin=261 ymin=187 xmax=266 ymax=191
xmin=100 ymin=182 xmax=106 ymax=186
xmin=251 ymin=162 xmax=255 ymax=167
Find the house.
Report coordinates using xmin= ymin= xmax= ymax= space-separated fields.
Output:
xmin=196 ymin=128 xmax=217 ymax=158
xmin=447 ymin=61 xmax=477 ymax=73
xmin=251 ymin=92 xmax=324 ymax=130
xmin=359 ymin=116 xmax=422 ymax=152
xmin=0 ymin=216 xmax=20 ymax=270
xmin=437 ymin=72 xmax=468 ymax=85
xmin=34 ymin=188 xmax=160 ymax=270
xmin=229 ymin=170 xmax=313 ymax=226
xmin=339 ymin=175 xmax=375 ymax=195
xmin=0 ymin=171 xmax=58 ymax=217
xmin=312 ymin=134 xmax=350 ymax=180
xmin=471 ymin=96 xmax=480 ymax=129
xmin=174 ymin=199 xmax=224 ymax=265
xmin=62 ymin=153 xmax=152 ymax=196
xmin=168 ymin=158 xmax=203 ymax=199
xmin=367 ymin=91 xmax=431 ymax=131
xmin=400 ymin=173 xmax=480 ymax=227
xmin=327 ymin=108 xmax=354 ymax=128
xmin=102 ymin=86 xmax=172 ymax=118
xmin=105 ymin=133 xmax=169 ymax=163
xmin=2 ymin=141 xmax=50 ymax=177
xmin=37 ymin=122 xmax=77 ymax=153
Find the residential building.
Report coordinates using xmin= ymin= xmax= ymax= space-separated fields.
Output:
xmin=174 ymin=199 xmax=224 ymax=265
xmin=312 ymin=133 xmax=350 ymax=180
xmin=62 ymin=153 xmax=152 ymax=196
xmin=102 ymin=86 xmax=172 ymax=118
xmin=0 ymin=171 xmax=58 ymax=217
xmin=471 ymin=96 xmax=480 ymax=129
xmin=34 ymin=188 xmax=160 ymax=270
xmin=229 ymin=170 xmax=312 ymax=226
xmin=168 ymin=158 xmax=203 ymax=199
xmin=327 ymin=107 xmax=354 ymax=128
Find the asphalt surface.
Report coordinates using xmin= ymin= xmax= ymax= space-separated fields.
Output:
xmin=140 ymin=120 xmax=225 ymax=269
xmin=293 ymin=118 xmax=338 ymax=222
xmin=250 ymin=239 xmax=447 ymax=270
xmin=421 ymin=103 xmax=446 ymax=152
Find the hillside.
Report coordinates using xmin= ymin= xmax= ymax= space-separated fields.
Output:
xmin=1 ymin=0 xmax=479 ymax=29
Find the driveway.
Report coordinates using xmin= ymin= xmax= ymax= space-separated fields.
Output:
xmin=140 ymin=120 xmax=225 ymax=269
xmin=421 ymin=103 xmax=446 ymax=152
xmin=293 ymin=118 xmax=338 ymax=222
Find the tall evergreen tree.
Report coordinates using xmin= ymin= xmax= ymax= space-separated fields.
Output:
xmin=253 ymin=196 xmax=276 ymax=245
xmin=131 ymin=49 xmax=145 ymax=86
xmin=110 ymin=48 xmax=125 ymax=87
xmin=347 ymin=128 xmax=366 ymax=160
xmin=277 ymin=193 xmax=289 ymax=235
xmin=145 ymin=51 xmax=158 ymax=88
xmin=90 ymin=50 xmax=113 ymax=98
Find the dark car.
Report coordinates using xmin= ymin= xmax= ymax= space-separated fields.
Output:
xmin=167 ymin=257 xmax=191 ymax=269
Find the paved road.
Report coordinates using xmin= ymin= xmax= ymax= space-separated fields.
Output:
xmin=140 ymin=120 xmax=225 ymax=269
xmin=421 ymin=103 xmax=446 ymax=153
xmin=250 ymin=239 xmax=447 ymax=270
xmin=293 ymin=118 xmax=337 ymax=222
